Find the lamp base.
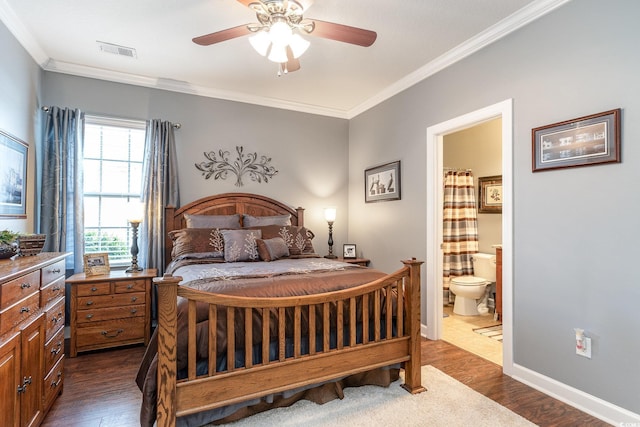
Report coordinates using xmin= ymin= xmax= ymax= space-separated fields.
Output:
xmin=125 ymin=266 xmax=143 ymax=273
xmin=324 ymin=254 xmax=338 ymax=259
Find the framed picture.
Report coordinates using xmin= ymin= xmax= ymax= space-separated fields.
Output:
xmin=343 ymin=243 xmax=357 ymax=259
xmin=478 ymin=175 xmax=502 ymax=214
xmin=0 ymin=130 xmax=28 ymax=218
xmin=83 ymin=252 xmax=110 ymax=276
xmin=365 ymin=161 xmax=401 ymax=203
xmin=532 ymin=109 xmax=621 ymax=172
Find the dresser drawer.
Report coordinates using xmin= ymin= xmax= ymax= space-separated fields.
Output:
xmin=77 ymin=303 xmax=145 ymax=324
xmin=42 ymin=259 xmax=65 ymax=287
xmin=0 ymin=292 xmax=40 ymax=336
xmin=44 ymin=326 xmax=64 ymax=373
xmin=76 ymin=317 xmax=145 ymax=349
xmin=1 ymin=270 xmax=39 ymax=310
xmin=77 ymin=291 xmax=145 ymax=310
xmin=115 ymin=279 xmax=146 ymax=293
xmin=76 ymin=281 xmax=111 ymax=296
xmin=40 ymin=276 xmax=65 ymax=308
xmin=44 ymin=356 xmax=64 ymax=412
xmin=44 ymin=297 xmax=65 ymax=341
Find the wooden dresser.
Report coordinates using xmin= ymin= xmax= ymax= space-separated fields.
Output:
xmin=0 ymin=252 xmax=68 ymax=427
xmin=66 ymin=268 xmax=156 ymax=357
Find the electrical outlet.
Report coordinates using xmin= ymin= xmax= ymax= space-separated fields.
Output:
xmin=576 ymin=336 xmax=592 ymax=358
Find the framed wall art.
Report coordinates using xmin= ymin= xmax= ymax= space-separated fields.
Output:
xmin=532 ymin=109 xmax=621 ymax=172
xmin=365 ymin=161 xmax=401 ymax=203
xmin=478 ymin=175 xmax=502 ymax=214
xmin=343 ymin=243 xmax=357 ymax=259
xmin=83 ymin=252 xmax=111 ymax=276
xmin=0 ymin=130 xmax=28 ymax=218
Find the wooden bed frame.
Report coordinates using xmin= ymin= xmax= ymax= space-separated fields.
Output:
xmin=154 ymin=193 xmax=424 ymax=427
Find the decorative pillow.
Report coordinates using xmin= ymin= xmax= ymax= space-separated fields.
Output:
xmin=184 ymin=213 xmax=241 ymax=229
xmin=253 ymin=225 xmax=317 ymax=257
xmin=220 ymin=229 xmax=262 ymax=262
xmin=256 ymin=237 xmax=290 ymax=262
xmin=168 ymin=228 xmax=226 ymax=260
xmin=242 ymin=214 xmax=291 ymax=227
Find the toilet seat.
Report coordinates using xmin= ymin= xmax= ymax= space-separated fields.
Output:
xmin=451 ymin=276 xmax=488 ymax=286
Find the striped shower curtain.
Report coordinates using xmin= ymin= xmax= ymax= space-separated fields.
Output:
xmin=443 ymin=170 xmax=479 ymax=280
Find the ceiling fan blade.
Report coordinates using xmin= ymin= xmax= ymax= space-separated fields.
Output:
xmin=192 ymin=25 xmax=252 ymax=46
xmin=285 ymin=46 xmax=301 ymax=72
xmin=309 ymin=20 xmax=377 ymax=47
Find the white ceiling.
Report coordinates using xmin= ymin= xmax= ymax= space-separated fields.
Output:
xmin=1 ymin=0 xmax=567 ymax=118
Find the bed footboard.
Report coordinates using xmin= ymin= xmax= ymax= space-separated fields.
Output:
xmin=154 ymin=259 xmax=424 ymax=427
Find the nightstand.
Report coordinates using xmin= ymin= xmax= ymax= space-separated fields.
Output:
xmin=338 ymin=257 xmax=370 ymax=267
xmin=67 ymin=268 xmax=157 ymax=357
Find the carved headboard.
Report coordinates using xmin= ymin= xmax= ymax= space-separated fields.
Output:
xmin=164 ymin=193 xmax=304 ymax=267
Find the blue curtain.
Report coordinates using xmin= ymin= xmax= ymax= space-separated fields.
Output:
xmin=139 ymin=119 xmax=180 ymax=276
xmin=37 ymin=107 xmax=84 ymax=273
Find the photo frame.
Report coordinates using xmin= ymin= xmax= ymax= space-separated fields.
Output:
xmin=478 ymin=175 xmax=502 ymax=214
xmin=0 ymin=130 xmax=28 ymax=218
xmin=365 ymin=161 xmax=401 ymax=203
xmin=343 ymin=243 xmax=357 ymax=259
xmin=532 ymin=109 xmax=621 ymax=172
xmin=83 ymin=252 xmax=110 ymax=276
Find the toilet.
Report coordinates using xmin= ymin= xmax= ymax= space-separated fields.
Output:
xmin=449 ymin=253 xmax=496 ymax=316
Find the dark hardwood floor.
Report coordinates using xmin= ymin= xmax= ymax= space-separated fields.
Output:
xmin=41 ymin=339 xmax=609 ymax=427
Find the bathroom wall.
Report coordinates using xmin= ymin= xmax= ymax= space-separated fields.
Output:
xmin=443 ymin=118 xmax=502 ymax=254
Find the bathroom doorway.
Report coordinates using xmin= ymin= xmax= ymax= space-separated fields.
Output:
xmin=442 ymin=118 xmax=503 ymax=365
xmin=425 ymin=99 xmax=514 ymax=374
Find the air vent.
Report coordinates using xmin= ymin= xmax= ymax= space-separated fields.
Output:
xmin=97 ymin=41 xmax=137 ymax=58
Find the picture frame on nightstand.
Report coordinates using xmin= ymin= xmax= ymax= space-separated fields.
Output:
xmin=343 ymin=244 xmax=357 ymax=259
xmin=83 ymin=252 xmax=110 ymax=276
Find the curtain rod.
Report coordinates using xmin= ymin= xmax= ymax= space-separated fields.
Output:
xmin=444 ymin=167 xmax=472 ymax=172
xmin=41 ymin=106 xmax=181 ymax=128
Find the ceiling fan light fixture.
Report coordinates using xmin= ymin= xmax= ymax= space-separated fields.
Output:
xmin=289 ymin=33 xmax=310 ymax=58
xmin=249 ymin=30 xmax=271 ymax=56
xmin=267 ymin=44 xmax=288 ymax=63
xmin=269 ymin=20 xmax=292 ymax=46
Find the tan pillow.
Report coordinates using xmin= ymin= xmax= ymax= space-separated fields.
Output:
xmin=184 ymin=213 xmax=241 ymax=229
xmin=256 ymin=237 xmax=290 ymax=262
xmin=220 ymin=229 xmax=262 ymax=262
xmin=242 ymin=214 xmax=291 ymax=227
xmin=252 ymin=225 xmax=317 ymax=257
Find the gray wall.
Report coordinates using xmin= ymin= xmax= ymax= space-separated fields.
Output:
xmin=41 ymin=73 xmax=350 ymax=259
xmin=349 ymin=0 xmax=639 ymax=417
xmin=0 ymin=20 xmax=42 ymax=234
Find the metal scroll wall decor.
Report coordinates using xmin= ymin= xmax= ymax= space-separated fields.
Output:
xmin=195 ymin=146 xmax=278 ymax=187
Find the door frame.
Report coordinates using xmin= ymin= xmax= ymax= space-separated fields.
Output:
xmin=425 ymin=99 xmax=514 ymax=374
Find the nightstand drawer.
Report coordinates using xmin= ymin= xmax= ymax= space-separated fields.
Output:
xmin=45 ymin=297 xmax=65 ymax=340
xmin=40 ymin=276 xmax=65 ymax=308
xmin=76 ymin=317 xmax=145 ymax=349
xmin=77 ymin=303 xmax=145 ymax=323
xmin=115 ymin=279 xmax=146 ymax=293
xmin=77 ymin=291 xmax=145 ymax=310
xmin=76 ymin=281 xmax=111 ymax=296
xmin=0 ymin=292 xmax=40 ymax=336
xmin=44 ymin=326 xmax=65 ymax=373
xmin=1 ymin=270 xmax=39 ymax=310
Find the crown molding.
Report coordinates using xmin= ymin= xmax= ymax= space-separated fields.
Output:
xmin=1 ymin=0 xmax=570 ymax=120
xmin=346 ymin=0 xmax=572 ymax=118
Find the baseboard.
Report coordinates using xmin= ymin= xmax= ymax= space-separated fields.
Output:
xmin=421 ymin=323 xmax=428 ymax=338
xmin=511 ymin=363 xmax=640 ymax=425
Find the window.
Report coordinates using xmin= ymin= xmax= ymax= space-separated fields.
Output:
xmin=83 ymin=116 xmax=146 ymax=267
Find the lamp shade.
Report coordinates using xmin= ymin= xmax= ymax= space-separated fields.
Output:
xmin=324 ymin=207 xmax=337 ymax=223
xmin=249 ymin=30 xmax=271 ymax=56
xmin=127 ymin=201 xmax=144 ymax=223
xmin=267 ymin=44 xmax=288 ymax=63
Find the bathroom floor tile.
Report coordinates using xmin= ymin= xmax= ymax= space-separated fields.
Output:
xmin=442 ymin=305 xmax=503 ymax=366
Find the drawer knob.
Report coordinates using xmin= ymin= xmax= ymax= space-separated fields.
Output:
xmin=86 ymin=314 xmax=94 ymax=319
xmin=127 ymin=284 xmax=134 ymax=289
xmin=101 ymin=329 xmax=124 ymax=338
xmin=20 ymin=282 xmax=31 ymax=289
xmin=51 ymin=268 xmax=61 ymax=274
xmin=52 ymin=286 xmax=61 ymax=292
xmin=51 ymin=343 xmax=62 ymax=356
xmin=91 ymin=287 xmax=98 ymax=292
xmin=131 ymin=296 xmax=138 ymax=302
xmin=86 ymin=300 xmax=94 ymax=306
xmin=130 ymin=309 xmax=138 ymax=314
xmin=51 ymin=372 xmax=62 ymax=388
xmin=20 ymin=307 xmax=30 ymax=313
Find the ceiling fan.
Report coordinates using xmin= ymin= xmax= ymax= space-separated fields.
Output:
xmin=193 ymin=0 xmax=377 ymax=75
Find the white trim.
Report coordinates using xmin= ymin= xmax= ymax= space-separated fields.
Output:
xmin=511 ymin=364 xmax=640 ymax=424
xmin=425 ymin=99 xmax=514 ymax=375
xmin=0 ymin=0 xmax=570 ymax=119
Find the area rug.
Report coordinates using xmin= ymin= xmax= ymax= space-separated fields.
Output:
xmin=226 ymin=365 xmax=535 ymax=426
xmin=474 ymin=324 xmax=503 ymax=342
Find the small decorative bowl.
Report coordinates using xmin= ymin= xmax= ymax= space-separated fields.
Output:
xmin=0 ymin=243 xmax=18 ymax=259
